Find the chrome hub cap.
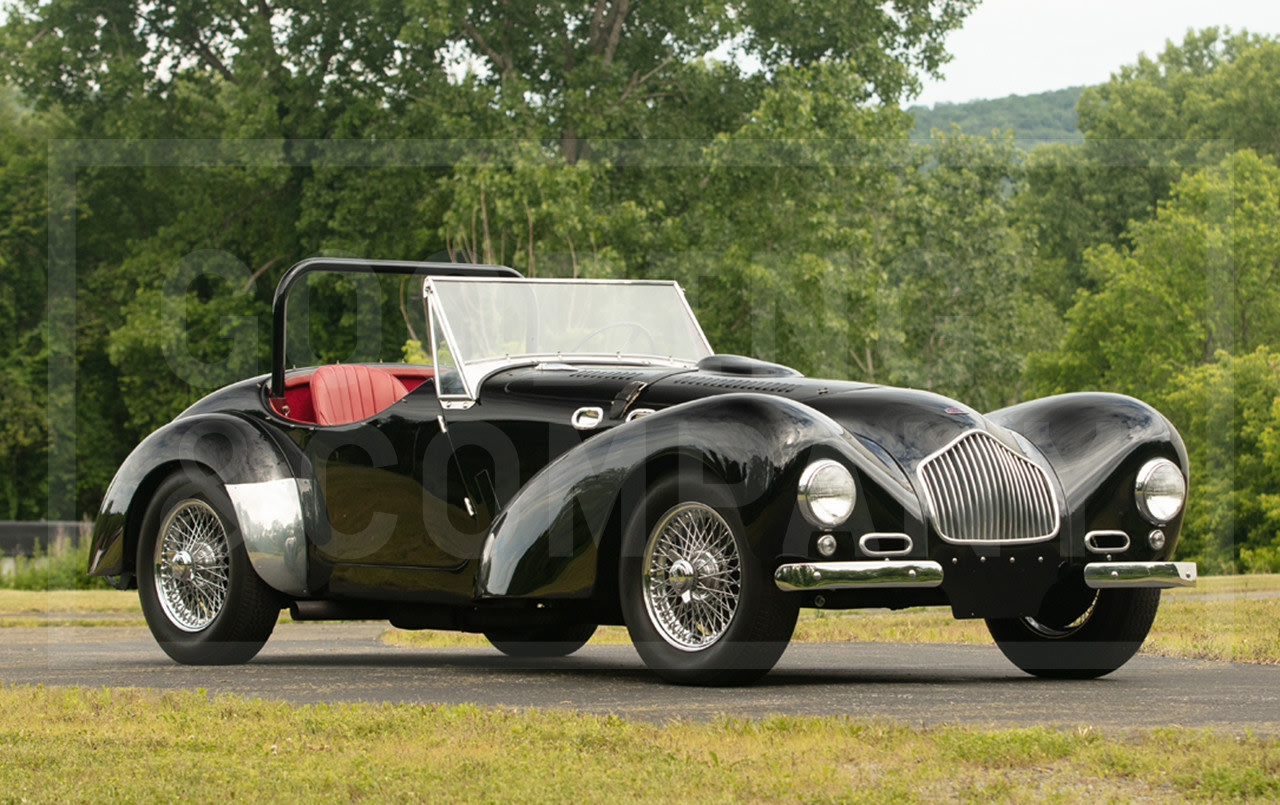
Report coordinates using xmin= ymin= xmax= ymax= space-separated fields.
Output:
xmin=642 ymin=502 xmax=742 ymax=651
xmin=666 ymin=559 xmax=697 ymax=595
xmin=154 ymin=499 xmax=231 ymax=633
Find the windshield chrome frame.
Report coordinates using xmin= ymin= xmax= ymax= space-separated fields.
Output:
xmin=424 ymin=277 xmax=712 ymax=403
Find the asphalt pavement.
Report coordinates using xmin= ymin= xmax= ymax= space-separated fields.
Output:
xmin=2 ymin=622 xmax=1277 ymax=734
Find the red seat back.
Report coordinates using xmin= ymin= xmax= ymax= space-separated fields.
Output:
xmin=311 ymin=364 xmax=409 ymax=426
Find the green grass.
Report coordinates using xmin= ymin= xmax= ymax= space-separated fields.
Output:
xmin=0 ymin=685 xmax=1276 ymax=803
xmin=0 ymin=589 xmax=143 ymax=613
xmin=1 ymin=532 xmax=111 ymax=590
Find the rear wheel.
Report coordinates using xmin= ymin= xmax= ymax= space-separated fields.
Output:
xmin=483 ymin=623 xmax=598 ymax=658
xmin=986 ymin=585 xmax=1161 ymax=679
xmin=137 ymin=472 xmax=281 ymax=665
xmin=619 ymin=474 xmax=798 ymax=685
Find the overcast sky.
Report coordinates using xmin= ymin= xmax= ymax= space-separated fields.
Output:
xmin=914 ymin=0 xmax=1280 ymax=107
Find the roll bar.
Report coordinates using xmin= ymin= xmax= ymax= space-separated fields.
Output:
xmin=269 ymin=257 xmax=521 ymax=398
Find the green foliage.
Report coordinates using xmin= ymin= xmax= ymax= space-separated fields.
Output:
xmin=1159 ymin=349 xmax=1280 ymax=572
xmin=874 ymin=129 xmax=1058 ymax=410
xmin=908 ymin=86 xmax=1084 ymax=151
xmin=1018 ymin=28 xmax=1280 ymax=312
xmin=2 ymin=2 xmax=1280 ymax=578
xmin=3 ymin=532 xmax=110 ymax=591
xmin=1029 ymin=150 xmax=1280 ymax=401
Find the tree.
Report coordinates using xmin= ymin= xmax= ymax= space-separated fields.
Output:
xmin=1016 ymin=29 xmax=1280 ymax=311
xmin=875 ymin=130 xmax=1056 ymax=410
xmin=1028 ymin=150 xmax=1280 ymax=402
xmin=1160 ymin=349 xmax=1280 ymax=573
xmin=0 ymin=1 xmax=980 ymax=518
xmin=444 ymin=0 xmax=975 ymax=162
xmin=0 ymin=87 xmax=54 ymax=518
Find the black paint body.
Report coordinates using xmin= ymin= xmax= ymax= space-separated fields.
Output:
xmin=90 ymin=257 xmax=1188 ymax=629
xmin=90 ymin=358 xmax=1187 ymax=625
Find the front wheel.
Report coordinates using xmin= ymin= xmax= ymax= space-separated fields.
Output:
xmin=619 ymin=474 xmax=798 ymax=686
xmin=137 ymin=471 xmax=282 ymax=665
xmin=986 ymin=586 xmax=1161 ymax=679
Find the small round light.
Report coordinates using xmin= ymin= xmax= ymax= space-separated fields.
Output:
xmin=816 ymin=534 xmax=838 ymax=557
xmin=798 ymin=460 xmax=856 ymax=528
xmin=1148 ymin=529 xmax=1166 ymax=551
xmin=1135 ymin=458 xmax=1186 ymax=524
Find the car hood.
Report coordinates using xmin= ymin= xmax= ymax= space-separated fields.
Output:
xmin=484 ymin=362 xmax=1025 ymax=476
xmin=641 ymin=372 xmax=1011 ymax=475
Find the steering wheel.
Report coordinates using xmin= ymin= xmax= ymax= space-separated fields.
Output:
xmin=568 ymin=321 xmax=658 ymax=354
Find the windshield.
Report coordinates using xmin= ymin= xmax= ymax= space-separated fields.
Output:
xmin=426 ymin=278 xmax=712 ymax=397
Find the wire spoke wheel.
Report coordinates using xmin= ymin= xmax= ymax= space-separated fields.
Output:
xmin=641 ymin=502 xmax=742 ymax=650
xmin=153 ymin=499 xmax=232 ymax=632
xmin=986 ymin=587 xmax=1162 ymax=679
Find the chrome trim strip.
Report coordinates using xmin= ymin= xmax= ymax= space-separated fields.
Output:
xmin=857 ymin=533 xmax=914 ymax=557
xmin=1084 ymin=561 xmax=1197 ymax=589
xmin=916 ymin=430 xmax=1061 ymax=544
xmin=425 ymin=276 xmax=711 ymax=402
xmin=774 ymin=560 xmax=944 ymax=591
xmin=225 ymin=478 xmax=308 ymax=596
xmin=1084 ymin=530 xmax=1131 ymax=554
xmin=424 ymin=289 xmax=478 ymax=402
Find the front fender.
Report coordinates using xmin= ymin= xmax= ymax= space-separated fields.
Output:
xmin=476 ymin=393 xmax=863 ymax=599
xmin=88 ymin=413 xmax=312 ymax=596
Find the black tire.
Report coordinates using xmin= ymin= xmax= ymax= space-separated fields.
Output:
xmin=137 ymin=471 xmax=282 ymax=665
xmin=483 ymin=623 xmax=598 ymax=658
xmin=619 ymin=474 xmax=798 ymax=686
xmin=985 ymin=585 xmax=1161 ymax=679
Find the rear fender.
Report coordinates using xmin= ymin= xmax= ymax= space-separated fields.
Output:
xmin=89 ymin=413 xmax=313 ymax=596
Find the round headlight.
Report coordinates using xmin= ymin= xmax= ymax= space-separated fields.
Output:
xmin=1135 ymin=458 xmax=1186 ymax=524
xmin=798 ymin=460 xmax=856 ymax=529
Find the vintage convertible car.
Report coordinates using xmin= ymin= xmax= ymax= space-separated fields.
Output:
xmin=89 ymin=257 xmax=1196 ymax=685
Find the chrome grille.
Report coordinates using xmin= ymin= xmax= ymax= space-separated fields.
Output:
xmin=918 ymin=431 xmax=1058 ymax=543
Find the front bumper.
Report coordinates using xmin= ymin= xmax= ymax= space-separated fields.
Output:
xmin=774 ymin=560 xmax=945 ymax=591
xmin=1083 ymin=561 xmax=1197 ymax=589
xmin=773 ymin=559 xmax=1198 ymax=592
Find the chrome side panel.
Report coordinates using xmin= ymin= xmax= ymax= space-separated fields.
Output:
xmin=226 ymin=478 xmax=310 ymax=596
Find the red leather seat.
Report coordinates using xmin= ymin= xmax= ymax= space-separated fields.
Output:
xmin=310 ymin=364 xmax=409 ymax=426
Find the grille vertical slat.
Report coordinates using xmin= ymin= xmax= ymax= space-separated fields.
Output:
xmin=919 ymin=431 xmax=1059 ymax=543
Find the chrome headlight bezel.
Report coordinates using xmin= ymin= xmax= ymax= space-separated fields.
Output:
xmin=1135 ymin=458 xmax=1186 ymax=524
xmin=797 ymin=459 xmax=857 ymax=529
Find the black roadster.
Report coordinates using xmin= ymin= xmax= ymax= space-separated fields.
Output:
xmin=89 ymin=258 xmax=1196 ymax=684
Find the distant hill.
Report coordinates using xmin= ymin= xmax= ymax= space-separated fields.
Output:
xmin=907 ymin=86 xmax=1084 ymax=151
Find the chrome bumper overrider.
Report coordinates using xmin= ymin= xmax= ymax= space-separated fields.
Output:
xmin=1084 ymin=561 xmax=1197 ymax=589
xmin=774 ymin=560 xmax=945 ymax=591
